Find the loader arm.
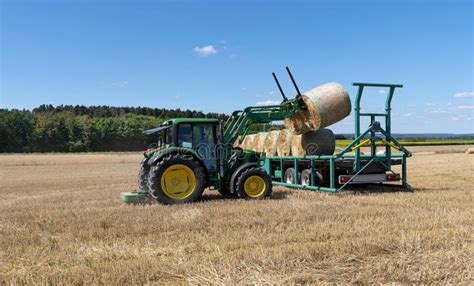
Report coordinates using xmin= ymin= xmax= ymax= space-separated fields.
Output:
xmin=223 ymin=97 xmax=304 ymax=145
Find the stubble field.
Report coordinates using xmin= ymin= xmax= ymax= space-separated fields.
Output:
xmin=0 ymin=146 xmax=473 ymax=284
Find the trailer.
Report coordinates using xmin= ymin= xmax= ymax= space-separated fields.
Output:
xmin=257 ymin=82 xmax=412 ymax=192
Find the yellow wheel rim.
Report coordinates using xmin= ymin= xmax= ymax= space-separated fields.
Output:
xmin=243 ymin=175 xmax=266 ymax=198
xmin=160 ymin=164 xmax=196 ymax=200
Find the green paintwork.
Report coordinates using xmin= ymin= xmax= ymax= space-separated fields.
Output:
xmin=168 ymin=118 xmax=219 ymax=124
xmin=223 ymin=97 xmax=304 ymax=145
xmin=120 ymin=190 xmax=149 ymax=204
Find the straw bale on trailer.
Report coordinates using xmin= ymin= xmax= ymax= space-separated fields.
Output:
xmin=284 ymin=82 xmax=351 ymax=134
xmin=252 ymin=132 xmax=267 ymax=152
xmin=240 ymin=134 xmax=255 ymax=150
xmin=276 ymin=129 xmax=293 ymax=156
xmin=301 ymin=128 xmax=336 ymax=155
xmin=263 ymin=130 xmax=280 ymax=156
xmin=290 ymin=135 xmax=304 ymax=156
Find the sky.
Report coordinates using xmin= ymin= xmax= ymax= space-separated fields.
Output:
xmin=1 ymin=0 xmax=473 ymax=134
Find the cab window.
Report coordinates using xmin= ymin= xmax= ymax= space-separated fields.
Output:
xmin=177 ymin=124 xmax=192 ymax=148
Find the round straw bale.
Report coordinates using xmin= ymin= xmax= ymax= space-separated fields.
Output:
xmin=253 ymin=132 xmax=268 ymax=152
xmin=301 ymin=128 xmax=336 ymax=155
xmin=290 ymin=135 xmax=304 ymax=156
xmin=252 ymin=132 xmax=267 ymax=152
xmin=465 ymin=148 xmax=474 ymax=154
xmin=284 ymin=82 xmax=351 ymax=134
xmin=263 ymin=130 xmax=280 ymax=156
xmin=276 ymin=129 xmax=293 ymax=156
xmin=240 ymin=134 xmax=255 ymax=150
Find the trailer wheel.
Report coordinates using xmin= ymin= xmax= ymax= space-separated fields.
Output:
xmin=137 ymin=163 xmax=150 ymax=191
xmin=148 ymin=155 xmax=205 ymax=205
xmin=236 ymin=168 xmax=272 ymax=199
xmin=301 ymin=169 xmax=311 ymax=186
xmin=284 ymin=168 xmax=300 ymax=184
xmin=301 ymin=169 xmax=324 ymax=186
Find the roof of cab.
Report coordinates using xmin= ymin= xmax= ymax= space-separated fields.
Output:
xmin=167 ymin=118 xmax=220 ymax=124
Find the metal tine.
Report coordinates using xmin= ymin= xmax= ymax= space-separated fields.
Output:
xmin=286 ymin=66 xmax=302 ymax=97
xmin=272 ymin=72 xmax=288 ymax=102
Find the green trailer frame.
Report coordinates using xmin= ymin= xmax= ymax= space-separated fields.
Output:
xmin=258 ymin=82 xmax=412 ymax=193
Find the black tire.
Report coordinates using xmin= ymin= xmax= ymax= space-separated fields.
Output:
xmin=235 ymin=167 xmax=272 ymax=199
xmin=137 ymin=163 xmax=150 ymax=191
xmin=148 ymin=155 xmax=205 ymax=205
xmin=300 ymin=169 xmax=311 ymax=186
xmin=284 ymin=168 xmax=300 ymax=184
xmin=300 ymin=168 xmax=324 ymax=186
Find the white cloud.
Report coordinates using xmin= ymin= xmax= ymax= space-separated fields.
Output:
xmin=256 ymin=100 xmax=280 ymax=105
xmin=454 ymin=92 xmax=474 ymax=98
xmin=193 ymin=45 xmax=217 ymax=57
xmin=451 ymin=117 xmax=460 ymax=121
xmin=218 ymin=40 xmax=227 ymax=45
xmin=430 ymin=109 xmax=449 ymax=114
xmin=458 ymin=105 xmax=474 ymax=110
xmin=378 ymin=89 xmax=386 ymax=94
xmin=111 ymin=81 xmax=128 ymax=88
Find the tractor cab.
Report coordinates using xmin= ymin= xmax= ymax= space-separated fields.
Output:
xmin=144 ymin=118 xmax=219 ymax=172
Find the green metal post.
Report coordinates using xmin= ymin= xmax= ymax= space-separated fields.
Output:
xmin=280 ymin=159 xmax=284 ymax=183
xmin=310 ymin=158 xmax=315 ymax=186
xmin=354 ymin=85 xmax=364 ymax=171
xmin=370 ymin=115 xmax=376 ymax=157
xmin=329 ymin=158 xmax=335 ymax=190
xmin=293 ymin=158 xmax=299 ymax=184
xmin=385 ymin=86 xmax=395 ymax=168
xmin=402 ymin=155 xmax=408 ymax=188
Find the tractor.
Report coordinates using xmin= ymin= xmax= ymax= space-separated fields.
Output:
xmin=120 ymin=68 xmax=306 ymax=204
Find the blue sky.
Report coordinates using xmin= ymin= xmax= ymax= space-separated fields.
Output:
xmin=1 ymin=0 xmax=472 ymax=133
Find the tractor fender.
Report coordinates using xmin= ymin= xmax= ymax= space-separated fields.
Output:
xmin=229 ymin=162 xmax=257 ymax=194
xmin=148 ymin=148 xmax=210 ymax=187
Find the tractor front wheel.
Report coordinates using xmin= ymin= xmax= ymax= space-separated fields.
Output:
xmin=236 ymin=168 xmax=272 ymax=199
xmin=148 ymin=155 xmax=205 ymax=205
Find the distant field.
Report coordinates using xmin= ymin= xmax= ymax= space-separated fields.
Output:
xmin=336 ymin=139 xmax=474 ymax=147
xmin=0 ymin=146 xmax=473 ymax=284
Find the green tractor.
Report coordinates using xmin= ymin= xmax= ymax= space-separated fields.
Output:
xmin=120 ymin=68 xmax=306 ymax=204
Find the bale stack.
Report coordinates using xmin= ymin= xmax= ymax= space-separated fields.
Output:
xmin=284 ymin=82 xmax=351 ymax=134
xmin=276 ymin=129 xmax=293 ymax=156
xmin=263 ymin=130 xmax=280 ymax=156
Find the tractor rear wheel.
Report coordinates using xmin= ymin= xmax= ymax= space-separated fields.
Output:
xmin=137 ymin=163 xmax=150 ymax=191
xmin=236 ymin=168 xmax=272 ymax=199
xmin=148 ymin=155 xmax=205 ymax=205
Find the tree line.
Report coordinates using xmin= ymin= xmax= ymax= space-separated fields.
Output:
xmin=0 ymin=105 xmax=227 ymax=153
